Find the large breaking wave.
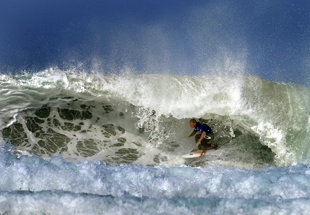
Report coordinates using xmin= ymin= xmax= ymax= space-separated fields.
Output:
xmin=1 ymin=69 xmax=310 ymax=167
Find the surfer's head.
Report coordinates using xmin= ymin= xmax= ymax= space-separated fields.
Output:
xmin=189 ymin=118 xmax=197 ymax=128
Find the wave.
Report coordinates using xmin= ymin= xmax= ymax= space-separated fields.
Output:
xmin=0 ymin=69 xmax=310 ymax=167
xmin=0 ymin=146 xmax=310 ymax=214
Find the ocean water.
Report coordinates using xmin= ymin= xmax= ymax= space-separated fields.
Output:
xmin=0 ymin=70 xmax=310 ymax=214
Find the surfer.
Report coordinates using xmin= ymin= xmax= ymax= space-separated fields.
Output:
xmin=187 ymin=118 xmax=217 ymax=156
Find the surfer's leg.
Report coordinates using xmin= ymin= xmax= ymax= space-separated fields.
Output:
xmin=207 ymin=134 xmax=218 ymax=149
xmin=206 ymin=133 xmax=218 ymax=149
xmin=204 ymin=132 xmax=214 ymax=142
xmin=202 ymin=133 xmax=218 ymax=149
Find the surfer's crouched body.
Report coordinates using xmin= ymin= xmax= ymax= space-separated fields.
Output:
xmin=187 ymin=118 xmax=217 ymax=155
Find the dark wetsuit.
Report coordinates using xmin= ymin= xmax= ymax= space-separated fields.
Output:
xmin=193 ymin=122 xmax=215 ymax=150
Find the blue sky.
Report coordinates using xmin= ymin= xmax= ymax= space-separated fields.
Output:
xmin=0 ymin=0 xmax=309 ymax=85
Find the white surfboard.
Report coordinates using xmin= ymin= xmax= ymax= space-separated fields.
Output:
xmin=182 ymin=152 xmax=201 ymax=159
xmin=182 ymin=145 xmax=219 ymax=159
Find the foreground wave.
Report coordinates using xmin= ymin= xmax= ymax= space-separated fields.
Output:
xmin=0 ymin=70 xmax=310 ymax=167
xmin=0 ymin=146 xmax=310 ymax=214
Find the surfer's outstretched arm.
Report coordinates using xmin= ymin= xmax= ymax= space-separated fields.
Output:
xmin=188 ymin=131 xmax=196 ymax=138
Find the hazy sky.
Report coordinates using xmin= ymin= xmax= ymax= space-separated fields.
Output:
xmin=0 ymin=0 xmax=309 ymax=85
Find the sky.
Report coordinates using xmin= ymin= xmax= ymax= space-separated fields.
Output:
xmin=0 ymin=0 xmax=310 ymax=85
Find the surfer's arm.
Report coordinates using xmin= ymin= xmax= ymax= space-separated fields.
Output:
xmin=188 ymin=131 xmax=196 ymax=138
xmin=196 ymin=131 xmax=206 ymax=146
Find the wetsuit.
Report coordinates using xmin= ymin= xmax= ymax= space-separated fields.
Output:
xmin=193 ymin=122 xmax=215 ymax=150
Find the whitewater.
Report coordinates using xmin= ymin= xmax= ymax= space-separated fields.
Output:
xmin=1 ymin=69 xmax=310 ymax=214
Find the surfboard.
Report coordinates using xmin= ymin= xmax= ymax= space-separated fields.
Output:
xmin=182 ymin=145 xmax=219 ymax=159
xmin=182 ymin=152 xmax=201 ymax=159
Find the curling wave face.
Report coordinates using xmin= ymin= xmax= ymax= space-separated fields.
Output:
xmin=0 ymin=69 xmax=310 ymax=167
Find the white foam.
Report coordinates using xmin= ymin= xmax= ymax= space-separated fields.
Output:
xmin=0 ymin=150 xmax=310 ymax=214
